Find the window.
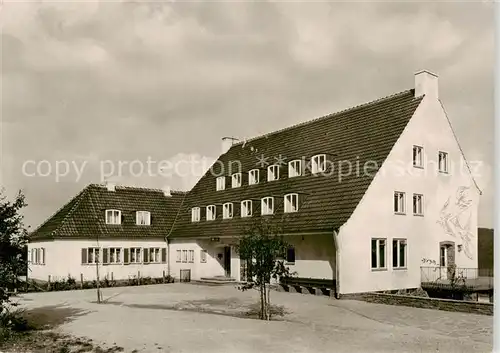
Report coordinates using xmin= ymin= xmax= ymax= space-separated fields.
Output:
xmin=82 ymin=247 xmax=100 ymax=264
xmin=311 ymin=154 xmax=326 ymax=174
xmin=129 ymin=247 xmax=142 ymax=263
xmin=286 ymin=247 xmax=295 ymax=264
xmin=438 ymin=151 xmax=449 ymax=173
xmin=394 ymin=192 xmax=406 ymax=214
xmin=261 ymin=197 xmax=274 ymax=215
xmin=284 ymin=193 xmax=299 ymax=213
xmin=148 ymin=248 xmax=161 ymax=263
xmin=440 ymin=246 xmax=447 ymax=267
xmin=31 ymin=248 xmax=45 ymax=265
xmin=216 ymin=176 xmax=226 ymax=191
xmin=231 ymin=173 xmax=242 ymax=188
xmin=182 ymin=250 xmax=188 ymax=263
xmin=413 ymin=145 xmax=423 ymax=168
xmin=288 ymin=160 xmax=302 ymax=177
xmin=191 ymin=207 xmax=201 ymax=222
xmin=176 ymin=250 xmax=181 ymax=263
xmin=371 ymin=239 xmax=386 ymax=270
xmin=413 ymin=194 xmax=424 ymax=216
xmin=249 ymin=169 xmax=259 ymax=185
xmin=267 ymin=165 xmax=279 ymax=181
xmin=200 ymin=250 xmax=207 ymax=263
xmin=136 ymin=211 xmax=151 ymax=225
xmin=105 ymin=210 xmax=121 ymax=225
xmin=206 ymin=205 xmax=216 ymax=221
xmin=241 ymin=200 xmax=252 ymax=218
xmin=223 ymin=203 xmax=233 ymax=219
xmin=188 ymin=250 xmax=195 ymax=263
xmin=392 ymin=239 xmax=407 ymax=269
xmin=108 ymin=248 xmax=122 ymax=264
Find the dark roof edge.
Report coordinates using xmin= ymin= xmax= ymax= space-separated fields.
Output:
xmin=230 ymin=89 xmax=415 ymax=148
xmin=89 ymin=183 xmax=187 ymax=194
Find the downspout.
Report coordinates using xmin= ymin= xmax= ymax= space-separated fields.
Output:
xmin=332 ymin=228 xmax=340 ymax=299
xmin=165 ymin=192 xmax=189 ymax=278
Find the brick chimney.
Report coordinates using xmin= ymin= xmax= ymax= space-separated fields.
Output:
xmin=414 ymin=70 xmax=438 ymax=99
xmin=221 ymin=137 xmax=238 ymax=155
xmin=163 ymin=185 xmax=172 ymax=197
xmin=106 ymin=181 xmax=116 ymax=192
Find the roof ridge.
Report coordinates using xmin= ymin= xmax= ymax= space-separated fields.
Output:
xmin=232 ymin=89 xmax=415 ymax=147
xmin=52 ymin=186 xmax=91 ymax=236
xmin=90 ymin=183 xmax=186 ymax=194
xmin=30 ymin=185 xmax=90 ymax=237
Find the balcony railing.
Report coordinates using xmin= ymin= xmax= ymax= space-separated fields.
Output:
xmin=420 ymin=266 xmax=493 ymax=290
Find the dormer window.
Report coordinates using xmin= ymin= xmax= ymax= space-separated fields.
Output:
xmin=284 ymin=193 xmax=299 ymax=213
xmin=223 ymin=203 xmax=233 ymax=219
xmin=136 ymin=211 xmax=151 ymax=225
xmin=105 ymin=210 xmax=121 ymax=225
xmin=216 ymin=177 xmax=225 ymax=191
xmin=288 ymin=160 xmax=302 ymax=178
xmin=231 ymin=173 xmax=242 ymax=188
xmin=261 ymin=197 xmax=274 ymax=215
xmin=413 ymin=145 xmax=423 ymax=168
xmin=206 ymin=205 xmax=216 ymax=221
xmin=241 ymin=200 xmax=252 ymax=218
xmin=249 ymin=169 xmax=259 ymax=185
xmin=191 ymin=207 xmax=200 ymax=222
xmin=267 ymin=165 xmax=279 ymax=181
xmin=311 ymin=154 xmax=326 ymax=174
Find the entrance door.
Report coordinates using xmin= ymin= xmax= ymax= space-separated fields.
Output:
xmin=439 ymin=245 xmax=448 ymax=280
xmin=223 ymin=246 xmax=231 ymax=277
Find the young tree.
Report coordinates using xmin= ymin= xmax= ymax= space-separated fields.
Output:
xmin=236 ymin=219 xmax=293 ymax=320
xmin=0 ymin=190 xmax=29 ymax=313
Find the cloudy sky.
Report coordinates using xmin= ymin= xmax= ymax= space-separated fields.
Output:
xmin=1 ymin=1 xmax=494 ymax=230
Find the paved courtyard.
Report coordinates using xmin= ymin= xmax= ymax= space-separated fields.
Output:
xmin=14 ymin=283 xmax=492 ymax=353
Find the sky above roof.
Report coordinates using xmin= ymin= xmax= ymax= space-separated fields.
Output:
xmin=1 ymin=1 xmax=494 ymax=230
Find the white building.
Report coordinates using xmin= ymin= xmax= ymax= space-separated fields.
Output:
xmin=29 ymin=70 xmax=480 ymax=295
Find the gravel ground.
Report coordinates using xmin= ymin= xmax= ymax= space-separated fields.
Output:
xmin=11 ymin=283 xmax=493 ymax=353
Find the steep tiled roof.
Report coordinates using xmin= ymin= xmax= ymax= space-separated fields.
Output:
xmin=29 ymin=184 xmax=185 ymax=241
xmin=171 ymin=89 xmax=424 ymax=238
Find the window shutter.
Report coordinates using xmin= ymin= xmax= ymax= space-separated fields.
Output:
xmin=143 ymin=248 xmax=149 ymax=263
xmin=103 ymin=248 xmax=109 ymax=265
xmin=260 ymin=168 xmax=266 ymax=183
xmin=124 ymin=248 xmax=130 ymax=264
xmin=81 ymin=248 xmax=87 ymax=264
xmin=121 ymin=213 xmax=125 ymax=224
xmin=161 ymin=248 xmax=167 ymax=263
xmin=41 ymin=248 xmax=46 ymax=265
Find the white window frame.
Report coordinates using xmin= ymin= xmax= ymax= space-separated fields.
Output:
xmin=394 ymin=191 xmax=406 ymax=214
xmin=371 ymin=238 xmax=387 ymax=270
xmin=86 ymin=247 xmax=100 ymax=264
xmin=216 ymin=176 xmax=226 ymax=191
xmin=249 ymin=169 xmax=259 ymax=185
xmin=176 ymin=250 xmax=181 ymax=263
xmin=188 ymin=250 xmax=195 ymax=263
xmin=413 ymin=145 xmax=423 ymax=168
xmin=438 ymin=151 xmax=449 ymax=173
xmin=392 ymin=239 xmax=407 ymax=269
xmin=148 ymin=248 xmax=161 ymax=263
xmin=182 ymin=250 xmax=188 ymax=263
xmin=288 ymin=160 xmax=302 ymax=178
xmin=223 ymin=203 xmax=233 ymax=219
xmin=105 ymin=209 xmax=121 ymax=225
xmin=191 ymin=207 xmax=201 ymax=222
xmin=261 ymin=197 xmax=274 ymax=215
xmin=129 ymin=247 xmax=142 ymax=264
xmin=284 ymin=193 xmax=299 ymax=213
xmin=267 ymin=165 xmax=279 ymax=181
xmin=413 ymin=193 xmax=424 ymax=216
xmin=311 ymin=154 xmax=326 ymax=174
xmin=108 ymin=247 xmax=122 ymax=264
xmin=200 ymin=249 xmax=208 ymax=263
xmin=135 ymin=211 xmax=151 ymax=225
xmin=241 ymin=200 xmax=252 ymax=218
xmin=206 ymin=205 xmax=216 ymax=221
xmin=231 ymin=173 xmax=242 ymax=188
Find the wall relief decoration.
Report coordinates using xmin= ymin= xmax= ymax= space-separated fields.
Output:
xmin=436 ymin=186 xmax=474 ymax=260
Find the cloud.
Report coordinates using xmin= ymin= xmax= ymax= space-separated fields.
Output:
xmin=1 ymin=1 xmax=493 ymax=228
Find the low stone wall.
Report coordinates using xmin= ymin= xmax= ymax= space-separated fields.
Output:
xmin=340 ymin=292 xmax=493 ymax=316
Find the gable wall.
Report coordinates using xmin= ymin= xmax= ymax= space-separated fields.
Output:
xmin=338 ymin=95 xmax=480 ymax=294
